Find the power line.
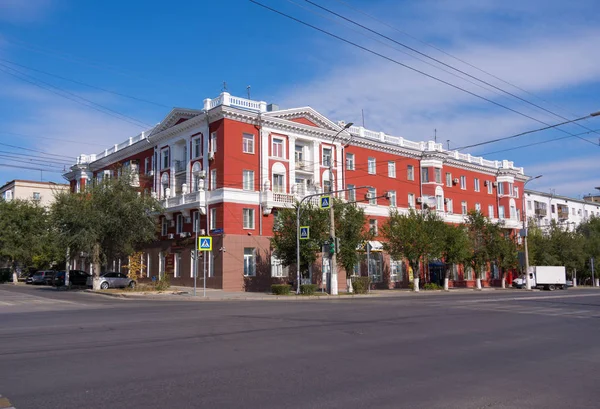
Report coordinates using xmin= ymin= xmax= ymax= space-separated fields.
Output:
xmin=0 ymin=152 xmax=71 ymax=167
xmin=0 ymin=64 xmax=152 ymax=129
xmin=0 ymin=58 xmax=170 ymax=108
xmin=0 ymin=163 xmax=64 ymax=173
xmin=304 ymin=0 xmax=600 ymax=143
xmin=250 ymin=0 xmax=598 ymax=148
xmin=0 ymin=130 xmax=107 ymax=147
xmin=0 ymin=141 xmax=75 ymax=160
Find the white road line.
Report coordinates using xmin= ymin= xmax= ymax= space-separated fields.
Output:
xmin=460 ymin=292 xmax=600 ymax=303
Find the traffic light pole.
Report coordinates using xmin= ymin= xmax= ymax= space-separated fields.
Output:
xmin=295 ymin=186 xmax=368 ymax=295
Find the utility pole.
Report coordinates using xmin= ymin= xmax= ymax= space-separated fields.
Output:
xmin=328 ymin=158 xmax=338 ymax=295
xmin=523 ymin=175 xmax=543 ymax=290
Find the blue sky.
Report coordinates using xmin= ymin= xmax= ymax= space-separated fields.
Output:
xmin=0 ymin=0 xmax=599 ymax=197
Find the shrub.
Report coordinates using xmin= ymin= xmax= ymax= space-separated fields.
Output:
xmin=300 ymin=284 xmax=318 ymax=295
xmin=154 ymin=274 xmax=170 ymax=291
xmin=271 ymin=284 xmax=291 ymax=295
xmin=352 ymin=277 xmax=371 ymax=294
xmin=423 ymin=283 xmax=442 ymax=291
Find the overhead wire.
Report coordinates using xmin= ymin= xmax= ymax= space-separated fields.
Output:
xmin=0 ymin=130 xmax=108 ymax=147
xmin=250 ymin=0 xmax=599 ymax=148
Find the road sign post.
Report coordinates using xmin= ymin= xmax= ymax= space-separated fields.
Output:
xmin=300 ymin=226 xmax=310 ymax=240
xmin=198 ymin=236 xmax=213 ymax=298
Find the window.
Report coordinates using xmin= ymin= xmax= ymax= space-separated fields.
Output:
xmin=210 ymin=208 xmax=217 ymax=231
xmin=527 ymin=201 xmax=532 ymax=210
xmin=210 ymin=169 xmax=217 ymax=190
xmin=346 ymin=153 xmax=355 ymax=170
xmin=271 ymin=255 xmax=284 ymax=277
xmin=242 ymin=133 xmax=254 ymax=154
xmin=210 ymin=132 xmax=217 ymax=153
xmin=452 ymin=264 xmax=459 ymax=281
xmin=487 ymin=181 xmax=493 ymax=194
xmin=368 ymin=188 xmax=377 ymax=205
xmin=388 ymin=161 xmax=396 ymax=178
xmin=499 ymin=206 xmax=505 ymax=219
xmin=510 ymin=205 xmax=517 ymax=219
xmin=244 ymin=248 xmax=256 ymax=277
xmin=517 ymin=209 xmax=521 ymax=221
xmin=162 ymin=148 xmax=170 ymax=170
xmin=243 ymin=208 xmax=255 ymax=229
xmin=465 ymin=267 xmax=474 ymax=280
xmin=460 ymin=176 xmax=466 ymax=190
xmin=369 ymin=219 xmax=378 ymax=236
xmin=272 ymin=138 xmax=283 ymax=158
xmin=407 ymin=165 xmax=414 ymax=181
xmin=508 ymin=183 xmax=514 ymax=197
xmin=461 ymin=201 xmax=467 ymax=215
xmin=390 ymin=260 xmax=403 ymax=282
xmin=474 ymin=178 xmax=480 ymax=192
xmin=347 ymin=184 xmax=356 ymax=202
xmin=498 ymin=182 xmax=504 ymax=195
xmin=273 ymin=174 xmax=285 ymax=193
xmin=488 ymin=205 xmax=494 ymax=219
xmin=434 ymin=168 xmax=442 ymax=184
xmin=446 ymin=198 xmax=453 ymax=214
xmin=421 ymin=167 xmax=429 ymax=182
xmin=243 ymin=170 xmax=254 ymax=191
xmin=368 ymin=157 xmax=376 ymax=174
xmin=408 ymin=193 xmax=415 ymax=209
xmin=193 ymin=137 xmax=202 ymax=158
xmin=145 ymin=157 xmax=152 ymax=175
xmin=295 ymin=145 xmax=304 ymax=165
xmin=161 ymin=218 xmax=168 ymax=236
xmin=193 ymin=211 xmax=200 ymax=233
xmin=514 ymin=187 xmax=519 ymax=198
xmin=322 ymin=148 xmax=332 ymax=167
xmin=388 ymin=190 xmax=396 ymax=207
xmin=475 ymin=203 xmax=481 ymax=212
xmin=446 ymin=172 xmax=452 ymax=187
xmin=176 ymin=214 xmax=183 ymax=234
xmin=32 ymin=192 xmax=41 ymax=201
xmin=436 ymin=194 xmax=443 ymax=211
xmin=551 ymin=204 xmax=556 ymax=214
xmin=174 ymin=253 xmax=181 ymax=278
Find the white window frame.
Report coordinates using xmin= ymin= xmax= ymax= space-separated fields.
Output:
xmin=271 ymin=255 xmax=284 ymax=278
xmin=243 ymin=170 xmax=254 ymax=191
xmin=487 ymin=181 xmax=493 ymax=194
xmin=161 ymin=218 xmax=168 ymax=236
xmin=272 ymin=138 xmax=284 ymax=158
xmin=244 ymin=248 xmax=256 ymax=277
xmin=176 ymin=214 xmax=183 ymax=234
xmin=193 ymin=137 xmax=202 ymax=158
xmin=499 ymin=206 xmax=505 ymax=219
xmin=273 ymin=174 xmax=285 ymax=193
xmin=161 ymin=148 xmax=170 ymax=170
xmin=346 ymin=153 xmax=355 ymax=170
xmin=322 ymin=147 xmax=332 ymax=167
xmin=210 ymin=207 xmax=217 ymax=231
xmin=461 ymin=201 xmax=467 ymax=215
xmin=498 ymin=182 xmax=505 ymax=195
xmin=434 ymin=168 xmax=442 ymax=184
xmin=446 ymin=172 xmax=452 ymax=187
xmin=390 ymin=259 xmax=403 ymax=282
xmin=408 ymin=193 xmax=415 ymax=209
xmin=368 ymin=157 xmax=376 ymax=174
xmin=446 ymin=198 xmax=453 ymax=214
xmin=210 ymin=132 xmax=217 ymax=153
xmin=388 ymin=190 xmax=396 ymax=207
xmin=368 ymin=187 xmax=377 ymax=205
xmin=514 ymin=187 xmax=519 ymax=198
xmin=474 ymin=178 xmax=480 ymax=192
xmin=407 ymin=165 xmax=414 ymax=181
xmin=421 ymin=167 xmax=429 ymax=183
xmin=488 ymin=205 xmax=494 ymax=219
xmin=210 ymin=169 xmax=217 ymax=190
xmin=347 ymin=184 xmax=356 ymax=202
xmin=388 ymin=161 xmax=396 ymax=178
xmin=475 ymin=203 xmax=481 ymax=213
xmin=242 ymin=133 xmax=255 ymax=154
xmin=460 ymin=176 xmax=466 ymax=190
xmin=243 ymin=208 xmax=255 ymax=229
xmin=369 ymin=219 xmax=378 ymax=236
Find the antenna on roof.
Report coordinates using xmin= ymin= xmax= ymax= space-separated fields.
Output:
xmin=247 ymin=85 xmax=251 ymax=99
xmin=446 ymin=139 xmax=450 ymax=150
xmin=361 ymin=109 xmax=365 ymax=127
xmin=434 ymin=129 xmax=437 ymax=143
xmin=222 ymin=81 xmax=228 ymax=92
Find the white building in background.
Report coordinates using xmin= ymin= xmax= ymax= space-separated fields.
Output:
xmin=0 ymin=180 xmax=69 ymax=207
xmin=524 ymin=189 xmax=600 ymax=231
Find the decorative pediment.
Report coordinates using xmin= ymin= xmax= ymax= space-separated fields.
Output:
xmin=264 ymin=107 xmax=342 ymax=132
xmin=149 ymin=108 xmax=203 ymax=135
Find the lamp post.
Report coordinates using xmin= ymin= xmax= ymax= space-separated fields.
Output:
xmin=523 ymin=174 xmax=543 ymax=290
xmin=328 ymin=122 xmax=353 ymax=295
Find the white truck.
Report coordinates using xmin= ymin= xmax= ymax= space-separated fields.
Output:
xmin=512 ymin=266 xmax=567 ymax=291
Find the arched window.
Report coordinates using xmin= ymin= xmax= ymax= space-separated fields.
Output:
xmin=435 ymin=186 xmax=444 ymax=212
xmin=161 ymin=173 xmax=169 ymax=198
xmin=272 ymin=162 xmax=286 ymax=194
xmin=191 ymin=162 xmax=202 ymax=192
xmin=322 ymin=169 xmax=332 ymax=193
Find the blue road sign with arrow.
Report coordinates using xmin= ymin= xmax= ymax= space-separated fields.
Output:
xmin=320 ymin=196 xmax=331 ymax=209
xmin=300 ymin=226 xmax=310 ymax=240
xmin=198 ymin=236 xmax=212 ymax=251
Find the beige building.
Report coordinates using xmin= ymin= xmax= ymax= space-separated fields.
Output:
xmin=0 ymin=180 xmax=69 ymax=207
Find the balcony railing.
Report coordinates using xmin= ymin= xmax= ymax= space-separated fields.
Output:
xmin=164 ymin=191 xmax=203 ymax=209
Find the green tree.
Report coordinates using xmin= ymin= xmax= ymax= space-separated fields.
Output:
xmin=464 ymin=211 xmax=494 ymax=289
xmin=381 ymin=209 xmax=445 ymax=292
xmin=0 ymin=199 xmax=56 ymax=283
xmin=270 ymin=203 xmax=329 ymax=281
xmin=440 ymin=224 xmax=472 ymax=291
xmin=51 ymin=172 xmax=161 ymax=290
xmin=487 ymin=224 xmax=518 ymax=288
xmin=334 ymin=199 xmax=371 ymax=291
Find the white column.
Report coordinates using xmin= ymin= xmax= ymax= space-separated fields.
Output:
xmin=288 ymin=136 xmax=296 ymax=194
xmin=335 ymin=143 xmax=343 ymax=195
xmin=261 ymin=130 xmax=270 ymax=190
xmin=312 ymin=140 xmax=320 ymax=188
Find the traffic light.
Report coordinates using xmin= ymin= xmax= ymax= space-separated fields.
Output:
xmin=328 ymin=238 xmax=335 ymax=255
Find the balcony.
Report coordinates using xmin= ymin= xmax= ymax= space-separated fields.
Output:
xmin=163 ymin=190 xmax=206 ymax=214
xmin=174 ymin=160 xmax=187 ymax=174
xmin=295 ymin=161 xmax=312 ymax=173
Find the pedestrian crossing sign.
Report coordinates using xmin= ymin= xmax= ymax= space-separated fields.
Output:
xmin=300 ymin=226 xmax=310 ymax=240
xmin=198 ymin=236 xmax=212 ymax=251
xmin=320 ymin=196 xmax=331 ymax=209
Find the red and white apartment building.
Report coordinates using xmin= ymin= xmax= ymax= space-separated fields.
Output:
xmin=65 ymin=92 xmax=526 ymax=291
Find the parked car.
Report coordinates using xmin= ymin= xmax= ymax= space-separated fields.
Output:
xmin=53 ymin=270 xmax=92 ymax=287
xmin=30 ymin=270 xmax=56 ymax=285
xmin=87 ymin=272 xmax=136 ymax=290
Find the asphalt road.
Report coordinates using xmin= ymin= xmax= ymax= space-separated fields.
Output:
xmin=2 ymin=284 xmax=600 ymax=409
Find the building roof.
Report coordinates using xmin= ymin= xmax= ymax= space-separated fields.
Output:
xmin=525 ymin=189 xmax=600 ymax=207
xmin=0 ymin=179 xmax=69 ymax=192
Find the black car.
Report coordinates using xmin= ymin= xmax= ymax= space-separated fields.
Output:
xmin=53 ymin=270 xmax=91 ymax=287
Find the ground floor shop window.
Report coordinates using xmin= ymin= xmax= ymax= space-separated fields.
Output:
xmin=464 ymin=266 xmax=473 ymax=280
xmin=368 ymin=252 xmax=383 ymax=283
xmin=390 ymin=259 xmax=404 ymax=282
xmin=271 ymin=255 xmax=284 ymax=277
xmin=244 ymin=248 xmax=256 ymax=277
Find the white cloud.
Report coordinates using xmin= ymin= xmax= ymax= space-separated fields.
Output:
xmin=0 ymin=0 xmax=55 ymax=22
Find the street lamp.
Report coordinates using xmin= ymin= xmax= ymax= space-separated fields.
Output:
xmin=328 ymin=122 xmax=353 ymax=295
xmin=523 ymin=174 xmax=543 ymax=290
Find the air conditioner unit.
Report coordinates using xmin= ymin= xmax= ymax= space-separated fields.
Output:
xmin=492 ymin=182 xmax=498 ymax=187
xmin=184 ymin=217 xmax=192 ymax=224
xmin=416 ymin=197 xmax=423 ymax=204
xmin=453 ymin=178 xmax=459 ymax=184
xmin=484 ymin=180 xmax=489 ymax=186
xmin=208 ymin=151 xmax=215 ymax=160
xmin=167 ymin=234 xmax=174 ymax=239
